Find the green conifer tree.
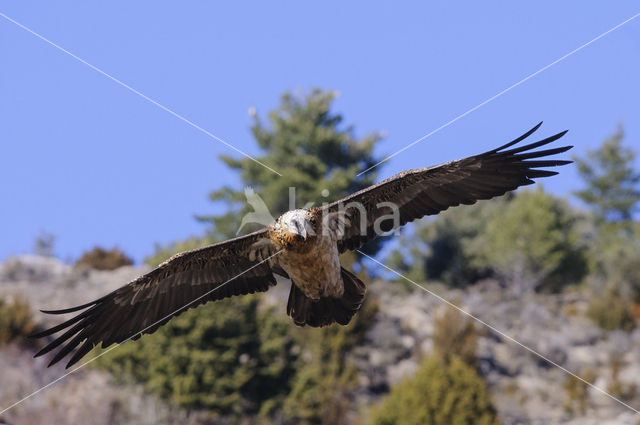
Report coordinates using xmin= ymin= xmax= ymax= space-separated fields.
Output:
xmin=97 ymin=296 xmax=297 ymax=417
xmin=368 ymin=356 xmax=499 ymax=425
xmin=574 ymin=125 xmax=640 ymax=224
xmin=198 ymin=89 xmax=384 ymax=251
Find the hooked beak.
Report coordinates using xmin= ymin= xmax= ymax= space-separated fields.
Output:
xmin=287 ymin=219 xmax=308 ymax=240
xmin=294 ymin=220 xmax=308 ymax=240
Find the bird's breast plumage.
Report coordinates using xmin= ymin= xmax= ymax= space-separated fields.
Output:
xmin=269 ymin=210 xmax=343 ymax=300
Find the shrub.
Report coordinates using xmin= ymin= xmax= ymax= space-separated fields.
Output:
xmin=75 ymin=246 xmax=133 ymax=270
xmin=586 ymin=290 xmax=635 ymax=332
xmin=588 ymin=224 xmax=640 ymax=303
xmin=480 ymin=188 xmax=588 ymax=292
xmin=563 ymin=368 xmax=597 ymax=415
xmin=432 ymin=307 xmax=479 ymax=366
xmin=368 ymin=356 xmax=499 ymax=425
xmin=607 ymin=352 xmax=636 ymax=401
xmin=0 ymin=296 xmax=37 ymax=346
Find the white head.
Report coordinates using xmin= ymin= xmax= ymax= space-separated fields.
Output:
xmin=277 ymin=209 xmax=316 ymax=240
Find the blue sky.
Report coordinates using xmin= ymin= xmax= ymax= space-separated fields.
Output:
xmin=1 ymin=2 xmax=639 ymax=264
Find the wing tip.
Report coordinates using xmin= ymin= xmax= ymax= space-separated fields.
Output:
xmin=39 ymin=301 xmax=98 ymax=315
xmin=493 ymin=124 xmax=571 ymax=155
xmin=29 ymin=329 xmax=48 ymax=339
xmin=491 ymin=121 xmax=542 ymax=153
xmin=34 ymin=342 xmax=55 ymax=359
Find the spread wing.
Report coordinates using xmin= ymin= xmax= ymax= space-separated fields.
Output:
xmin=32 ymin=229 xmax=279 ymax=368
xmin=321 ymin=123 xmax=572 ymax=252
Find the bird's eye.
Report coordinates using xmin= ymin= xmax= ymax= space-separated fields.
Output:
xmin=310 ymin=218 xmax=317 ymax=225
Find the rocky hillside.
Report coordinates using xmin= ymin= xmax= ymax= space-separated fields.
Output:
xmin=359 ymin=281 xmax=640 ymax=425
xmin=0 ymin=256 xmax=212 ymax=425
xmin=1 ymin=256 xmax=639 ymax=425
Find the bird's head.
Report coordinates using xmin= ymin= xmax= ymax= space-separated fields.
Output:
xmin=273 ymin=209 xmax=319 ymax=246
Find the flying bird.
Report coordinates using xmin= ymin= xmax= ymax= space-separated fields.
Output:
xmin=32 ymin=123 xmax=571 ymax=368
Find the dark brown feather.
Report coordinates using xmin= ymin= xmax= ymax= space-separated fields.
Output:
xmin=321 ymin=123 xmax=572 ymax=252
xmin=32 ymin=229 xmax=278 ymax=368
xmin=286 ymin=268 xmax=366 ymax=327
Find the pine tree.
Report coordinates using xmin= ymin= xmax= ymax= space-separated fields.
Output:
xmin=574 ymin=125 xmax=640 ymax=223
xmin=197 ymin=89 xmax=385 ymax=255
xmin=97 ymin=296 xmax=298 ymax=417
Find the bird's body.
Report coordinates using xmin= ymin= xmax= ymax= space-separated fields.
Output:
xmin=269 ymin=209 xmax=344 ymax=300
xmin=32 ymin=123 xmax=573 ymax=368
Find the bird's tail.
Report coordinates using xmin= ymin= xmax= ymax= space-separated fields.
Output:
xmin=286 ymin=267 xmax=366 ymax=327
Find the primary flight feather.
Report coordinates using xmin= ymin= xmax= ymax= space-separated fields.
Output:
xmin=32 ymin=122 xmax=572 ymax=368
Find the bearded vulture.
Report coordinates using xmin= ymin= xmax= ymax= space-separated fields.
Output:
xmin=32 ymin=122 xmax=571 ymax=368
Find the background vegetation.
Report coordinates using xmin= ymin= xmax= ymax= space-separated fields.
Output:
xmin=368 ymin=356 xmax=499 ymax=425
xmin=0 ymin=296 xmax=38 ymax=347
xmin=75 ymin=246 xmax=133 ymax=270
xmin=3 ymin=89 xmax=638 ymax=425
